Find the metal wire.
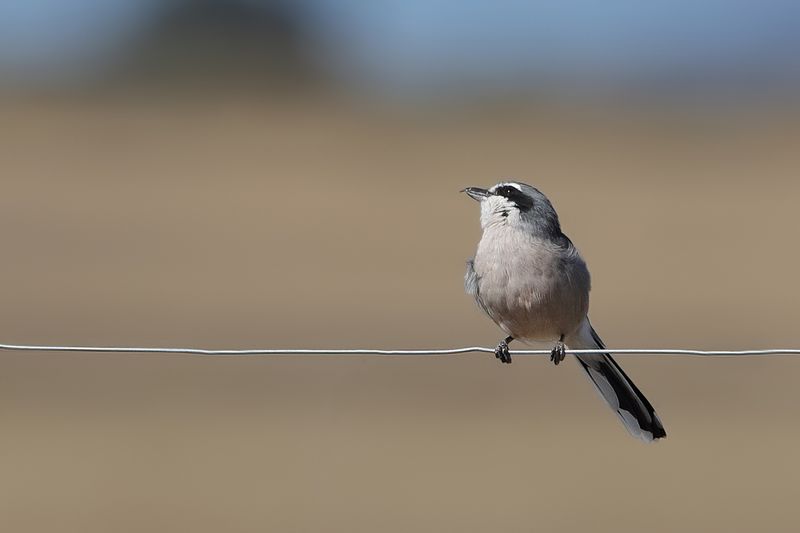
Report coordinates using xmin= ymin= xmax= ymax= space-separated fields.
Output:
xmin=0 ymin=343 xmax=799 ymax=357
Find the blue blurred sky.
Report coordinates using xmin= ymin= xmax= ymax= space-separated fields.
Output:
xmin=0 ymin=0 xmax=159 ymax=82
xmin=1 ymin=0 xmax=799 ymax=93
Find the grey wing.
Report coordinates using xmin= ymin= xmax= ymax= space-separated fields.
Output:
xmin=465 ymin=259 xmax=491 ymax=317
xmin=464 ymin=259 xmax=479 ymax=296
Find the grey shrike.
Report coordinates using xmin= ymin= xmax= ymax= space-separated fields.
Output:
xmin=463 ymin=181 xmax=666 ymax=442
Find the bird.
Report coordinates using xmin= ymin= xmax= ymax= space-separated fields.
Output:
xmin=463 ymin=181 xmax=666 ymax=442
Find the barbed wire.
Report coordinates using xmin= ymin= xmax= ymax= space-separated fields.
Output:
xmin=0 ymin=343 xmax=799 ymax=357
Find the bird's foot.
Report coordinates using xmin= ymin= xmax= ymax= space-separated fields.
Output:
xmin=550 ymin=340 xmax=566 ymax=365
xmin=494 ymin=339 xmax=512 ymax=364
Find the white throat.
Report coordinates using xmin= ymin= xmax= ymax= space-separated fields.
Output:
xmin=479 ymin=196 xmax=520 ymax=230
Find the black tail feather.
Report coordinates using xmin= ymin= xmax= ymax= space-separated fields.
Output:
xmin=574 ymin=326 xmax=666 ymax=441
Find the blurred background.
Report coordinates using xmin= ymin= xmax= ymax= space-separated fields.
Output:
xmin=1 ymin=1 xmax=800 ymax=532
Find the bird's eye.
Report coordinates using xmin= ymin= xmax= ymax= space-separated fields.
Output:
xmin=493 ymin=186 xmax=533 ymax=210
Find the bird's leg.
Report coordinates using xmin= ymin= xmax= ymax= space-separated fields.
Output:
xmin=550 ymin=334 xmax=566 ymax=365
xmin=494 ymin=336 xmax=514 ymax=364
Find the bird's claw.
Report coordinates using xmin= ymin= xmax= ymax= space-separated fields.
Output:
xmin=495 ymin=340 xmax=512 ymax=364
xmin=550 ymin=341 xmax=566 ymax=365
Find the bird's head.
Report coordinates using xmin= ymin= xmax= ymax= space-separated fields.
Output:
xmin=462 ymin=181 xmax=562 ymax=236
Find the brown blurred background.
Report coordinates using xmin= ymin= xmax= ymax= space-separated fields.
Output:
xmin=1 ymin=1 xmax=800 ymax=532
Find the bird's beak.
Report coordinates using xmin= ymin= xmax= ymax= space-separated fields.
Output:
xmin=461 ymin=187 xmax=490 ymax=201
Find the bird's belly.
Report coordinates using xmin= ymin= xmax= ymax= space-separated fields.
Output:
xmin=485 ymin=293 xmax=581 ymax=342
xmin=476 ymin=263 xmax=588 ymax=342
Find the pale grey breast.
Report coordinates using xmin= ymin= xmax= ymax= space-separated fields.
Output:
xmin=469 ymin=226 xmax=590 ymax=342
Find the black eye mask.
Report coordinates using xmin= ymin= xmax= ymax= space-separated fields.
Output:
xmin=493 ymin=186 xmax=534 ymax=211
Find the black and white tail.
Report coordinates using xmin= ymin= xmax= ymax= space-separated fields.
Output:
xmin=567 ymin=318 xmax=666 ymax=442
